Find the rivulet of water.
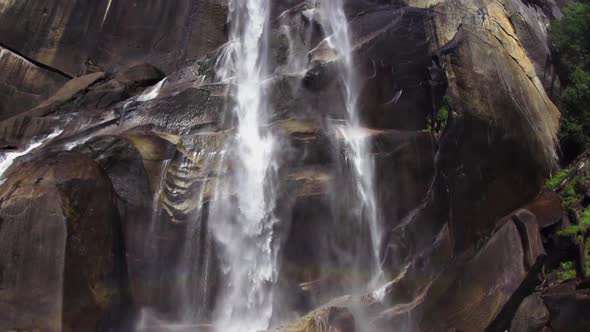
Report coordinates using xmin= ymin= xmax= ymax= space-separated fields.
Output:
xmin=319 ymin=0 xmax=385 ymax=286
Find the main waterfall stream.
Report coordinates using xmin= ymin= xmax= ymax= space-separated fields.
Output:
xmin=137 ymin=0 xmax=385 ymax=330
xmin=210 ymin=0 xmax=279 ymax=331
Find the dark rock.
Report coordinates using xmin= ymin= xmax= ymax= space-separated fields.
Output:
xmin=544 ymin=287 xmax=590 ymax=332
xmin=0 ymin=46 xmax=69 ymax=120
xmin=0 ymin=151 xmax=129 ymax=331
xmin=0 ymin=0 xmax=565 ymax=330
xmin=437 ymin=13 xmax=559 ymax=252
xmin=73 ymin=133 xmax=179 ymax=310
xmin=526 ymin=191 xmax=564 ymax=229
xmin=512 ymin=209 xmax=547 ymax=269
xmin=0 ymin=116 xmax=65 ymax=150
xmin=418 ymin=220 xmax=540 ymax=331
xmin=501 ymin=0 xmax=562 ymax=96
xmin=510 ymin=293 xmax=550 ymax=332
xmin=377 ymin=210 xmax=546 ymax=332
xmin=0 ymin=0 xmax=227 ymax=75
xmin=75 ymin=64 xmax=165 ymax=111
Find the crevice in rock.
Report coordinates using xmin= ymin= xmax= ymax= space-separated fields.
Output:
xmin=0 ymin=42 xmax=73 ymax=80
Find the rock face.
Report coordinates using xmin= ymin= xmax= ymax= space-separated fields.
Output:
xmin=0 ymin=0 xmax=225 ymax=118
xmin=0 ymin=152 xmax=129 ymax=332
xmin=0 ymin=46 xmax=69 ymax=120
xmin=510 ymin=293 xmax=550 ymax=332
xmin=544 ymin=285 xmax=590 ymax=332
xmin=0 ymin=0 xmax=568 ymax=331
xmin=0 ymin=0 xmax=227 ymax=75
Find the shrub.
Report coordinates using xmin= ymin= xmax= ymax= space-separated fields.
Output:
xmin=560 ymin=181 xmax=583 ymax=209
xmin=551 ymin=2 xmax=590 ymax=73
xmin=557 ymin=261 xmax=577 ymax=282
xmin=427 ymin=95 xmax=451 ymax=133
xmin=550 ymin=1 xmax=590 ymax=161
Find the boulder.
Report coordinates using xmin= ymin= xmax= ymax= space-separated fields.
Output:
xmin=0 ymin=151 xmax=129 ymax=331
xmin=512 ymin=209 xmax=547 ymax=269
xmin=376 ymin=212 xmax=546 ymax=332
xmin=544 ymin=287 xmax=590 ymax=332
xmin=418 ymin=219 xmax=542 ymax=331
xmin=431 ymin=0 xmax=560 ymax=253
xmin=510 ymin=293 xmax=550 ymax=332
xmin=526 ymin=191 xmax=564 ymax=229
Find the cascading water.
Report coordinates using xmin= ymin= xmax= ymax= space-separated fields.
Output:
xmin=0 ymin=129 xmax=64 ymax=179
xmin=319 ymin=0 xmax=385 ymax=286
xmin=209 ymin=0 xmax=279 ymax=331
xmin=136 ymin=0 xmax=385 ymax=330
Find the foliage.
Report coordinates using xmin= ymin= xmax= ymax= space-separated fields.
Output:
xmin=550 ymin=2 xmax=590 ymax=73
xmin=560 ymin=181 xmax=583 ymax=209
xmin=550 ymin=1 xmax=590 ymax=160
xmin=582 ymin=207 xmax=590 ymax=225
xmin=560 ymin=67 xmax=590 ymax=158
xmin=558 ymin=225 xmax=583 ymax=237
xmin=557 ymin=208 xmax=590 ymax=279
xmin=438 ymin=95 xmax=451 ymax=124
xmin=427 ymin=95 xmax=451 ymax=133
xmin=558 ymin=208 xmax=590 ymax=237
xmin=545 ymin=169 xmax=572 ymax=189
xmin=557 ymin=261 xmax=577 ymax=282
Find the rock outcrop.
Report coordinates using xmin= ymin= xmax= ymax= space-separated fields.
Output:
xmin=0 ymin=152 xmax=130 ymax=331
xmin=0 ymin=46 xmax=70 ymax=120
xmin=0 ymin=0 xmax=570 ymax=331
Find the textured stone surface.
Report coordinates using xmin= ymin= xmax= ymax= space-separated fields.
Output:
xmin=0 ymin=46 xmax=69 ymax=120
xmin=544 ymin=287 xmax=590 ymax=332
xmin=510 ymin=293 xmax=550 ymax=332
xmin=526 ymin=191 xmax=564 ymax=228
xmin=0 ymin=0 xmax=227 ymax=75
xmin=0 ymin=152 xmax=128 ymax=331
xmin=0 ymin=0 xmax=566 ymax=330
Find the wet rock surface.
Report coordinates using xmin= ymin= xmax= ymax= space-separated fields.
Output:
xmin=0 ymin=0 xmax=575 ymax=331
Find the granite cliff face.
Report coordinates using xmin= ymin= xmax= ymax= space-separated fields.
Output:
xmin=0 ymin=0 xmax=581 ymax=331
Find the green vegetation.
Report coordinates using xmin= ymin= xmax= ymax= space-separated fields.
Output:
xmin=557 ymin=208 xmax=590 ymax=279
xmin=583 ymin=207 xmax=590 ymax=226
xmin=560 ymin=180 xmax=584 ymax=209
xmin=545 ymin=169 xmax=572 ymax=189
xmin=549 ymin=1 xmax=590 ymax=161
xmin=558 ymin=224 xmax=582 ymax=237
xmin=427 ymin=95 xmax=451 ymax=133
xmin=557 ymin=261 xmax=577 ymax=282
xmin=557 ymin=209 xmax=590 ymax=239
xmin=546 ymin=166 xmax=586 ymax=209
xmin=438 ymin=95 xmax=451 ymax=126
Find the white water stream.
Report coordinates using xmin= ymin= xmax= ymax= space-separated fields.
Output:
xmin=209 ymin=0 xmax=279 ymax=331
xmin=0 ymin=129 xmax=64 ymax=180
xmin=319 ymin=0 xmax=385 ymax=285
xmin=136 ymin=0 xmax=386 ymax=330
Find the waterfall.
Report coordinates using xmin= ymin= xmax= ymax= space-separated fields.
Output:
xmin=319 ymin=0 xmax=385 ymax=286
xmin=209 ymin=0 xmax=279 ymax=331
xmin=134 ymin=1 xmax=385 ymax=329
